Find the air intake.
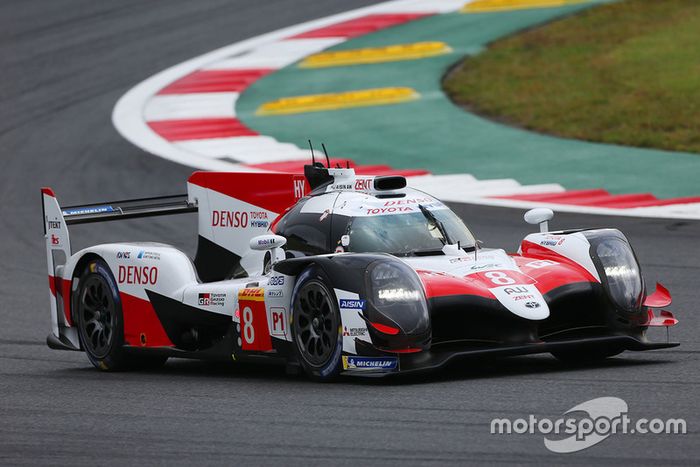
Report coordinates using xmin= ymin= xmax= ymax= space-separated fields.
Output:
xmin=374 ymin=176 xmax=406 ymax=191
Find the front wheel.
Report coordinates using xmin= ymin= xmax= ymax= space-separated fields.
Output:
xmin=291 ymin=266 xmax=343 ymax=381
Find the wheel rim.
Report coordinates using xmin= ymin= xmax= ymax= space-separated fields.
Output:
xmin=293 ymin=280 xmax=338 ymax=366
xmin=79 ymin=275 xmax=116 ymax=358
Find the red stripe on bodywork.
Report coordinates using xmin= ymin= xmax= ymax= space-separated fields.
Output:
xmin=188 ymin=171 xmax=310 ymax=214
xmin=119 ymin=292 xmax=174 ymax=347
xmin=49 ymin=275 xmax=73 ymax=325
xmin=417 ymin=270 xmax=492 ymax=299
xmin=512 ymin=255 xmax=597 ymax=294
xmin=148 ymin=118 xmax=258 ymax=141
xmin=48 ymin=275 xmax=57 ymax=296
xmin=157 ymin=69 xmax=273 ymax=94
xmin=289 ymin=13 xmax=431 ymax=39
xmin=519 ymin=241 xmax=599 ymax=284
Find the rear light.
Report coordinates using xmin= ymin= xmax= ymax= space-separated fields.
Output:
xmin=369 ymin=321 xmax=400 ymax=335
xmin=383 ymin=347 xmax=422 ymax=354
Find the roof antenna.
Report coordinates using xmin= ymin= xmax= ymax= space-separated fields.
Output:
xmin=321 ymin=143 xmax=331 ymax=168
xmin=308 ymin=139 xmax=316 ymax=165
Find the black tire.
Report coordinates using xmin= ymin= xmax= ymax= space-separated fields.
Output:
xmin=552 ymin=346 xmax=623 ymax=364
xmin=290 ymin=266 xmax=343 ymax=382
xmin=75 ymin=259 xmax=168 ymax=371
xmin=75 ymin=259 xmax=129 ymax=370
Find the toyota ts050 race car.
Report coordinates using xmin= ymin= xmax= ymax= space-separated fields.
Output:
xmin=41 ymin=162 xmax=679 ymax=380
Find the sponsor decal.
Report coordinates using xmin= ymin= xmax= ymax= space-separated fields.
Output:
xmin=212 ymin=210 xmax=269 ymax=228
xmin=47 ymin=220 xmax=61 ymax=230
xmin=118 ymin=265 xmax=158 ymax=285
xmin=503 ymin=286 xmax=529 ymax=296
xmin=342 ymin=355 xmax=398 ymax=371
xmin=513 ymin=294 xmax=535 ymax=301
xmin=339 ymin=299 xmax=366 ymax=310
xmin=238 ymin=287 xmax=265 ymax=301
xmin=198 ymin=292 xmax=225 ymax=306
xmin=383 ymin=197 xmax=434 ymax=207
xmin=50 ymin=234 xmax=60 ymax=245
xmin=335 ymin=246 xmax=345 ymax=253
xmin=366 ymin=206 xmax=414 ymax=215
xmin=469 ymin=262 xmax=499 ymax=270
xmin=239 ymin=289 xmax=272 ymax=351
xmin=293 ymin=177 xmax=306 ymax=199
xmin=137 ymin=250 xmax=161 ymax=260
xmin=267 ymin=289 xmax=284 ymax=298
xmin=448 ymin=257 xmax=471 ymax=264
xmin=268 ymin=276 xmax=285 ymax=286
xmin=539 ymin=236 xmax=566 ymax=247
xmin=525 ymin=301 xmax=540 ymax=309
xmin=330 ymin=183 xmax=352 ymax=190
xmin=355 ymin=178 xmax=372 ymax=191
xmin=270 ymin=307 xmax=286 ymax=337
xmin=342 ymin=326 xmax=368 ymax=337
xmin=62 ymin=205 xmax=114 ymax=216
xmin=525 ymin=259 xmax=558 ymax=269
xmin=116 ymin=251 xmax=131 ymax=259
xmin=256 ymin=237 xmax=279 ymax=247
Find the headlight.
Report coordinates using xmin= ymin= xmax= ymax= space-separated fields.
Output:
xmin=366 ymin=261 xmax=429 ymax=335
xmin=595 ymin=237 xmax=643 ymax=312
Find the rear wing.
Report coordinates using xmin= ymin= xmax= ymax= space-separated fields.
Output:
xmin=41 ymin=187 xmax=197 ymax=350
xmin=57 ymin=193 xmax=196 ymax=226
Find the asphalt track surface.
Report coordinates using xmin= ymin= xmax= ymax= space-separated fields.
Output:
xmin=0 ymin=1 xmax=698 ymax=465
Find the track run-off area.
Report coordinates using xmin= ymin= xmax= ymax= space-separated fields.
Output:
xmin=116 ymin=0 xmax=700 ymax=219
xmin=1 ymin=0 xmax=698 ymax=465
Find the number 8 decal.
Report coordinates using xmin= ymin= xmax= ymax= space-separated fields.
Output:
xmin=484 ymin=271 xmax=516 ymax=286
xmin=242 ymin=306 xmax=255 ymax=344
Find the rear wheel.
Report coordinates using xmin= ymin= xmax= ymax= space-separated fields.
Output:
xmin=291 ymin=266 xmax=342 ymax=381
xmin=75 ymin=259 xmax=167 ymax=371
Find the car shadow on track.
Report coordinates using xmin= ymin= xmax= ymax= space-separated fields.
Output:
xmin=54 ymin=353 xmax=676 ymax=386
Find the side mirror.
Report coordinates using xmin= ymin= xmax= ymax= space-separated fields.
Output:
xmin=250 ymin=234 xmax=287 ymax=269
xmin=524 ymin=208 xmax=554 ymax=233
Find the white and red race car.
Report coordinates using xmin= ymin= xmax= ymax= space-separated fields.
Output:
xmin=42 ymin=163 xmax=679 ymax=380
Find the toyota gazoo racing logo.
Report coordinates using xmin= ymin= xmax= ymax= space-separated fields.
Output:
xmin=198 ymin=293 xmax=211 ymax=306
xmin=490 ymin=397 xmax=687 ymax=453
xmin=342 ymin=356 xmax=398 ymax=371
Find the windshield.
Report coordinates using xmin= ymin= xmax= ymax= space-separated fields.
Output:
xmin=342 ymin=207 xmax=477 ymax=255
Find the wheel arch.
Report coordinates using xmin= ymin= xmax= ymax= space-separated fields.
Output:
xmin=68 ymin=252 xmax=110 ymax=326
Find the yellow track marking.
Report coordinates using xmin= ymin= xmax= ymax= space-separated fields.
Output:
xmin=462 ymin=0 xmax=590 ymax=13
xmin=256 ymin=87 xmax=420 ymax=116
xmin=299 ymin=42 xmax=451 ymax=68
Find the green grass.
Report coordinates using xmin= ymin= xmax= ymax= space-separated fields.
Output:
xmin=443 ymin=0 xmax=700 ymax=154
